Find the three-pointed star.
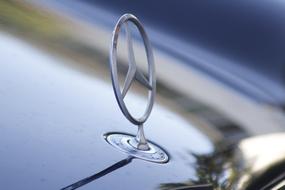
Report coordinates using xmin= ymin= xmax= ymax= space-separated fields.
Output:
xmin=121 ymin=22 xmax=152 ymax=98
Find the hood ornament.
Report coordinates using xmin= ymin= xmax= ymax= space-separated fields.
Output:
xmin=105 ymin=14 xmax=168 ymax=163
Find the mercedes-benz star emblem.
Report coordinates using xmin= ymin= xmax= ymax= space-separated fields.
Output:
xmin=104 ymin=14 xmax=169 ymax=163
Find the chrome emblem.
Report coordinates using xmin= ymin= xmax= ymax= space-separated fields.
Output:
xmin=105 ymin=14 xmax=168 ymax=163
xmin=110 ymin=13 xmax=155 ymax=126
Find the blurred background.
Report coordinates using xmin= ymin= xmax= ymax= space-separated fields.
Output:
xmin=1 ymin=0 xmax=285 ymax=143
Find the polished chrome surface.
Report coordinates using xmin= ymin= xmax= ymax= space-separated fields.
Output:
xmin=109 ymin=13 xmax=155 ymax=126
xmin=104 ymin=133 xmax=169 ymax=163
xmin=108 ymin=13 xmax=158 ymax=152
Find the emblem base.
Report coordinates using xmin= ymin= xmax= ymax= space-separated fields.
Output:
xmin=104 ymin=133 xmax=169 ymax=163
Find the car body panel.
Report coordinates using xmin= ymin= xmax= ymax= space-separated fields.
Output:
xmin=0 ymin=1 xmax=285 ymax=190
xmin=0 ymin=32 xmax=214 ymax=190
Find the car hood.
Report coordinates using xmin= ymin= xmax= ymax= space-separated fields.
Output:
xmin=1 ymin=1 xmax=285 ymax=190
xmin=0 ymin=32 xmax=214 ymax=190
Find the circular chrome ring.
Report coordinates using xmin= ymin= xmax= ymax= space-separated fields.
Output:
xmin=109 ymin=14 xmax=156 ymax=126
xmin=104 ymin=133 xmax=169 ymax=163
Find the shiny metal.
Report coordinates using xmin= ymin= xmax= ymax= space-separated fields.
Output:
xmin=104 ymin=133 xmax=169 ymax=163
xmin=109 ymin=13 xmax=156 ymax=151
xmin=129 ymin=124 xmax=149 ymax=150
xmin=107 ymin=14 xmax=169 ymax=162
xmin=110 ymin=14 xmax=155 ymax=126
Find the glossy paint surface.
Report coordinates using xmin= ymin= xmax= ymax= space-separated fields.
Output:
xmin=0 ymin=32 xmax=213 ymax=189
xmin=28 ymin=0 xmax=285 ymax=136
xmin=1 ymin=1 xmax=285 ymax=190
